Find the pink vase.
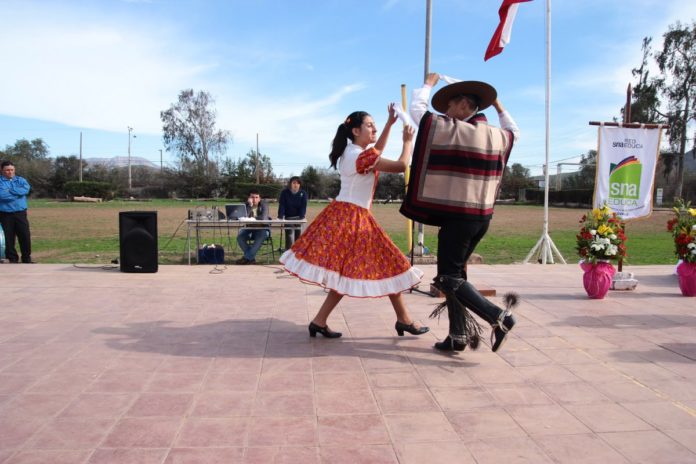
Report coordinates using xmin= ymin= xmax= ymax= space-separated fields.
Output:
xmin=580 ymin=261 xmax=616 ymax=299
xmin=676 ymin=261 xmax=696 ymax=297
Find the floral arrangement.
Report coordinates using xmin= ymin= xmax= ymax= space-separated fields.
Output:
xmin=667 ymin=198 xmax=696 ymax=264
xmin=577 ymin=204 xmax=627 ymax=264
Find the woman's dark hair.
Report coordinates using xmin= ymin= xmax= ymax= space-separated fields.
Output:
xmin=288 ymin=176 xmax=301 ymax=187
xmin=329 ymin=111 xmax=369 ymax=170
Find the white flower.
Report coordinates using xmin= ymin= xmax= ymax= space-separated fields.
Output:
xmin=688 ymin=243 xmax=696 ymax=249
xmin=590 ymin=229 xmax=597 ymax=235
xmin=609 ymin=234 xmax=617 ymax=240
xmin=606 ymin=244 xmax=618 ymax=256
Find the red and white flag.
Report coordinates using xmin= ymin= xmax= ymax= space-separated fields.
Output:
xmin=484 ymin=0 xmax=532 ymax=61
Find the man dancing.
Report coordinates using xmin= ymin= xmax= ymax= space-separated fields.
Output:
xmin=401 ymin=73 xmax=519 ymax=352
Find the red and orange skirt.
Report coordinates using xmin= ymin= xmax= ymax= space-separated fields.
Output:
xmin=280 ymin=201 xmax=422 ymax=297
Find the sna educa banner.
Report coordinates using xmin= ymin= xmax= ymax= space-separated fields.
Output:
xmin=594 ymin=125 xmax=662 ymax=220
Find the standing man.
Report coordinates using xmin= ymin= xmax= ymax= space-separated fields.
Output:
xmin=402 ymin=73 xmax=519 ymax=353
xmin=277 ymin=176 xmax=307 ymax=251
xmin=236 ymin=189 xmax=270 ymax=265
xmin=0 ymin=161 xmax=33 ymax=263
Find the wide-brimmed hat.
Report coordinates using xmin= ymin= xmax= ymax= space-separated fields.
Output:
xmin=431 ymin=80 xmax=497 ymax=114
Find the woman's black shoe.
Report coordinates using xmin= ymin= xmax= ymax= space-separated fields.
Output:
xmin=308 ymin=322 xmax=342 ymax=338
xmin=434 ymin=336 xmax=466 ymax=352
xmin=395 ymin=321 xmax=430 ymax=336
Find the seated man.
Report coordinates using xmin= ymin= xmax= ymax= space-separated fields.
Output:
xmin=236 ymin=190 xmax=270 ymax=265
xmin=277 ymin=176 xmax=307 ymax=251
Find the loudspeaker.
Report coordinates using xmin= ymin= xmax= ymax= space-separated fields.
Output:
xmin=119 ymin=211 xmax=158 ymax=273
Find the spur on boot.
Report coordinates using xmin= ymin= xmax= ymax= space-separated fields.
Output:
xmin=491 ymin=313 xmax=516 ymax=352
xmin=395 ymin=321 xmax=430 ymax=336
xmin=308 ymin=322 xmax=342 ymax=338
xmin=434 ymin=336 xmax=466 ymax=352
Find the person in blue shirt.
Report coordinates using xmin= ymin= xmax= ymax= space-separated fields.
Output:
xmin=277 ymin=176 xmax=307 ymax=251
xmin=0 ymin=161 xmax=33 ymax=263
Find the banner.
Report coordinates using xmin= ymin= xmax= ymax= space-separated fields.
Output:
xmin=594 ymin=125 xmax=662 ymax=220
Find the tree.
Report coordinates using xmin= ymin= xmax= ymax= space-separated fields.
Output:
xmin=499 ymin=163 xmax=534 ymax=199
xmin=300 ymin=166 xmax=321 ymax=198
xmin=0 ymin=138 xmax=52 ymax=196
xmin=160 ymin=89 xmax=231 ymax=177
xmin=49 ymin=156 xmax=83 ymax=196
xmin=375 ymin=173 xmax=405 ymax=200
xmin=629 ymin=21 xmax=696 ymax=198
xmin=563 ymin=150 xmax=597 ymax=190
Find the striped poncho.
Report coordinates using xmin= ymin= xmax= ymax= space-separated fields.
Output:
xmin=400 ymin=111 xmax=514 ymax=226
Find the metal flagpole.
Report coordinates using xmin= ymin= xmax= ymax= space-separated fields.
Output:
xmin=523 ymin=0 xmax=565 ymax=264
xmin=412 ymin=0 xmax=432 ymax=257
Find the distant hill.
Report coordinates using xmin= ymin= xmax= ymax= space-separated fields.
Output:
xmin=85 ymin=156 xmax=158 ymax=169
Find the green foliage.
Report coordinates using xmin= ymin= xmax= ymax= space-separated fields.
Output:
xmin=227 ymin=182 xmax=282 ymax=201
xmin=160 ymin=89 xmax=231 ymax=176
xmin=500 ymin=162 xmax=535 ymax=199
xmin=64 ymin=181 xmax=114 ymax=199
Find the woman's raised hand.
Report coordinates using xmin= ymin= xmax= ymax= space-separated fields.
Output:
xmin=387 ymin=103 xmax=398 ymax=125
xmin=402 ymin=125 xmax=415 ymax=143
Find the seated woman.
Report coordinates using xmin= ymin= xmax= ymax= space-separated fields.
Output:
xmin=277 ymin=176 xmax=308 ymax=251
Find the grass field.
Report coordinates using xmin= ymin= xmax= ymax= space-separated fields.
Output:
xmin=24 ymin=199 xmax=676 ymax=265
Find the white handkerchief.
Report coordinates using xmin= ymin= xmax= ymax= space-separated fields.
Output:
xmin=391 ymin=103 xmax=417 ymax=128
xmin=440 ymin=75 xmax=462 ymax=84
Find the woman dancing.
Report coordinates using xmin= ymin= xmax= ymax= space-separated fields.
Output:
xmin=280 ymin=105 xmax=428 ymax=339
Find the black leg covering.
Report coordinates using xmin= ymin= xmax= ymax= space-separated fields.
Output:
xmin=437 ymin=275 xmax=504 ymax=325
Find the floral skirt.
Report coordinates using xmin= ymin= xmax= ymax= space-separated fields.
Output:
xmin=280 ymin=201 xmax=423 ymax=297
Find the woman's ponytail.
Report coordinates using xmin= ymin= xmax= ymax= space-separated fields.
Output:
xmin=329 ymin=111 xmax=369 ymax=170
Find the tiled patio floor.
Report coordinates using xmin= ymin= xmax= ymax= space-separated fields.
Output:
xmin=0 ymin=263 xmax=695 ymax=463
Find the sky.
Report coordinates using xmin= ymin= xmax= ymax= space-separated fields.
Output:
xmin=1 ymin=0 xmax=694 ymax=178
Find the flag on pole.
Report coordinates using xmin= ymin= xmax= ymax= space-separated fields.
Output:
xmin=484 ymin=0 xmax=532 ymax=61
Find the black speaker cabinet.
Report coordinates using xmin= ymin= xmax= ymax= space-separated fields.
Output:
xmin=119 ymin=211 xmax=158 ymax=273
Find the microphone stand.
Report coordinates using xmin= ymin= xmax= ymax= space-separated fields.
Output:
xmin=409 ymin=220 xmax=434 ymax=297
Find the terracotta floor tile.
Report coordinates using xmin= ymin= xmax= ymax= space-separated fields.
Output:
xmin=126 ymin=393 xmax=194 ymax=417
xmin=366 ymin=371 xmax=423 ymax=388
xmin=312 ymin=355 xmax=363 ymax=373
xmin=317 ymin=415 xmax=390 ymax=446
xmin=395 ymin=441 xmax=476 ymax=464
xmin=0 ymin=374 xmax=37 ymax=395
xmin=4 ymin=449 xmax=92 ymax=464
xmin=485 ymin=384 xmax=554 ymax=406
xmin=29 ymin=416 xmax=116 ymax=449
xmin=539 ymin=381 xmax=612 ymax=404
xmin=257 ymin=370 xmax=313 ymax=392
xmin=620 ymin=401 xmax=696 ymax=430
xmin=318 ymin=445 xmax=397 ymax=463
xmin=246 ymin=416 xmax=317 ymax=446
xmin=536 ymin=433 xmax=630 ymax=463
xmin=86 ymin=369 xmax=153 ymax=393
xmin=244 ymin=446 xmax=320 ymax=463
xmin=253 ymin=391 xmax=314 ymax=417
xmin=190 ymin=391 xmax=255 ymax=417
xmin=467 ymin=436 xmax=554 ymax=464
xmin=59 ymin=393 xmax=135 ymax=418
xmin=145 ymin=373 xmax=204 ymax=392
xmin=175 ymin=418 xmax=249 ymax=447
xmin=599 ymin=430 xmax=696 ymax=463
xmin=87 ymin=448 xmax=168 ymax=464
xmin=163 ymin=447 xmax=245 ymax=463
xmin=316 ymin=389 xmax=379 ymax=415
xmin=447 ymin=409 xmax=527 ymax=442
xmin=430 ymin=386 xmax=496 ymax=411
xmin=313 ymin=371 xmax=369 ymax=391
xmin=664 ymin=429 xmax=696 ymax=454
xmin=565 ymin=403 xmax=654 ymax=433
xmin=102 ymin=417 xmax=181 ymax=448
xmin=1 ymin=393 xmax=74 ymax=418
xmin=26 ymin=371 xmax=96 ymax=394
xmin=373 ymin=388 xmax=439 ymax=414
xmin=202 ymin=370 xmax=259 ymax=391
xmin=384 ymin=412 xmax=459 ymax=443
xmin=507 ymin=404 xmax=592 ymax=436
xmin=0 ymin=417 xmax=46 ymax=448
